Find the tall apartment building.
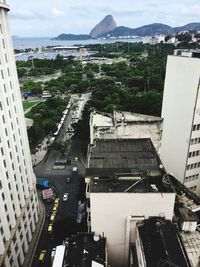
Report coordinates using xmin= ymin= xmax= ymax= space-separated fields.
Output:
xmin=0 ymin=1 xmax=39 ymax=266
xmin=160 ymin=50 xmax=200 ymax=195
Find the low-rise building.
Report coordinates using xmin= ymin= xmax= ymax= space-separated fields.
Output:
xmin=135 ymin=217 xmax=191 ymax=267
xmin=51 ymin=232 xmax=107 ymax=267
xmin=85 ymin=138 xmax=175 ymax=267
xmin=90 ymin=110 xmax=162 ymax=152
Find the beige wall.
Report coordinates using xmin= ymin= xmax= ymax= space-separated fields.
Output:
xmin=90 ymin=192 xmax=175 ymax=267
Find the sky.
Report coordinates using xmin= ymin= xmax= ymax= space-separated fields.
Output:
xmin=6 ymin=0 xmax=200 ymax=37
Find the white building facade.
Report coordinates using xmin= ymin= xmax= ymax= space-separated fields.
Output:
xmin=87 ymin=191 xmax=175 ymax=267
xmin=0 ymin=1 xmax=39 ymax=266
xmin=160 ymin=50 xmax=200 ymax=196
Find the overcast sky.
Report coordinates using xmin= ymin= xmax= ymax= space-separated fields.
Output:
xmin=6 ymin=0 xmax=200 ymax=37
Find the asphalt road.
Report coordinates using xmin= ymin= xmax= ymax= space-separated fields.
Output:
xmin=31 ymin=93 xmax=89 ymax=267
xmin=32 ymin=136 xmax=87 ymax=267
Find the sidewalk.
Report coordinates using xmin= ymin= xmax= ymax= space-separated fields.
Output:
xmin=31 ymin=137 xmax=49 ymax=166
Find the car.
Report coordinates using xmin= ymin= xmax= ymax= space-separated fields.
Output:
xmin=48 ymin=224 xmax=53 ymax=234
xmin=72 ymin=167 xmax=77 ymax=172
xmin=66 ymin=177 xmax=71 ymax=183
xmin=39 ymin=250 xmax=46 ymax=263
xmin=54 ymin=198 xmax=59 ymax=205
xmin=63 ymin=193 xmax=69 ymax=201
xmin=74 ymin=157 xmax=78 ymax=163
xmin=50 ymin=214 xmax=56 ymax=222
xmin=52 ymin=205 xmax=58 ymax=212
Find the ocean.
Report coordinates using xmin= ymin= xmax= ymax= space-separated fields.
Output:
xmin=12 ymin=37 xmax=142 ymax=50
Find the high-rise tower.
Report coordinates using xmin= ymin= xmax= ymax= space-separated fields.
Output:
xmin=160 ymin=49 xmax=200 ymax=196
xmin=0 ymin=1 xmax=39 ymax=266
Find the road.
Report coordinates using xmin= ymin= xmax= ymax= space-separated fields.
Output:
xmin=31 ymin=93 xmax=89 ymax=267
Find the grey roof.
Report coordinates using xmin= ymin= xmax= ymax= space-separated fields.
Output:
xmin=88 ymin=139 xmax=160 ymax=171
xmin=86 ymin=139 xmax=174 ymax=193
xmin=137 ymin=217 xmax=191 ymax=267
xmin=65 ymin=233 xmax=106 ymax=267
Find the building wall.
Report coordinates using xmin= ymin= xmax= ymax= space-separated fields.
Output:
xmin=0 ymin=2 xmax=39 ymax=266
xmin=160 ymin=56 xmax=200 ymax=187
xmin=90 ymin=192 xmax=175 ymax=267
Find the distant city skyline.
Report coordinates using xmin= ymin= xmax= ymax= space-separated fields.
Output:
xmin=7 ymin=0 xmax=200 ymax=37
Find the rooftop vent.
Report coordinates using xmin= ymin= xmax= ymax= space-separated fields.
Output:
xmin=93 ymin=234 xmax=100 ymax=242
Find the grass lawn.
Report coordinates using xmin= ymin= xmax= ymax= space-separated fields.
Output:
xmin=23 ymin=101 xmax=39 ymax=111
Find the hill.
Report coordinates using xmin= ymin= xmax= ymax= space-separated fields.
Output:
xmin=90 ymin=15 xmax=117 ymax=38
xmin=53 ymin=34 xmax=90 ymax=41
xmin=99 ymin=22 xmax=200 ymax=38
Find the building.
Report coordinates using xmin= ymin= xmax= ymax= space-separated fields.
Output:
xmin=51 ymin=233 xmax=107 ymax=267
xmin=90 ymin=110 xmax=162 ymax=152
xmin=0 ymin=1 xmax=39 ymax=266
xmin=160 ymin=49 xmax=200 ymax=196
xmin=85 ymin=139 xmax=175 ymax=267
xmin=135 ymin=217 xmax=191 ymax=267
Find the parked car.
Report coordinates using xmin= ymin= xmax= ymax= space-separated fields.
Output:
xmin=48 ymin=224 xmax=53 ymax=234
xmin=63 ymin=193 xmax=69 ymax=201
xmin=52 ymin=205 xmax=58 ymax=212
xmin=72 ymin=167 xmax=77 ymax=172
xmin=54 ymin=198 xmax=59 ymax=205
xmin=39 ymin=250 xmax=46 ymax=263
xmin=66 ymin=177 xmax=71 ymax=183
xmin=50 ymin=214 xmax=56 ymax=222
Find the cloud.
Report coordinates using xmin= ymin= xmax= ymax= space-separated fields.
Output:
xmin=10 ymin=9 xmax=47 ymax=20
xmin=181 ymin=5 xmax=200 ymax=15
xmin=51 ymin=8 xmax=64 ymax=17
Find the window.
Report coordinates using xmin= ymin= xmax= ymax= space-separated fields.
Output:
xmin=2 ymin=39 xmax=5 ymax=49
xmin=0 ymin=226 xmax=3 ymax=235
xmin=193 ymin=124 xmax=200 ymax=131
xmin=4 ymin=204 xmax=7 ymax=212
xmin=1 ymin=70 xmax=4 ymax=79
xmin=184 ymin=173 xmax=199 ymax=182
xmin=2 ymin=115 xmax=5 ymax=123
xmin=6 ymin=214 xmax=10 ymax=223
xmin=186 ymin=162 xmax=200 ymax=170
xmin=188 ymin=185 xmax=197 ymax=192
xmin=188 ymin=150 xmax=200 ymax=158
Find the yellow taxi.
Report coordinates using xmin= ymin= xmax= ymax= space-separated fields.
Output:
xmin=54 ymin=198 xmax=59 ymax=205
xmin=52 ymin=205 xmax=58 ymax=212
xmin=50 ymin=213 xmax=56 ymax=223
xmin=39 ymin=250 xmax=46 ymax=263
xmin=48 ymin=224 xmax=53 ymax=234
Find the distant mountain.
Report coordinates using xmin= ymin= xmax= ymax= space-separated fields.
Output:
xmin=173 ymin=23 xmax=200 ymax=33
xmin=53 ymin=34 xmax=90 ymax=41
xmin=100 ymin=22 xmax=200 ymax=38
xmin=102 ymin=23 xmax=173 ymax=37
xmin=90 ymin=15 xmax=117 ymax=38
